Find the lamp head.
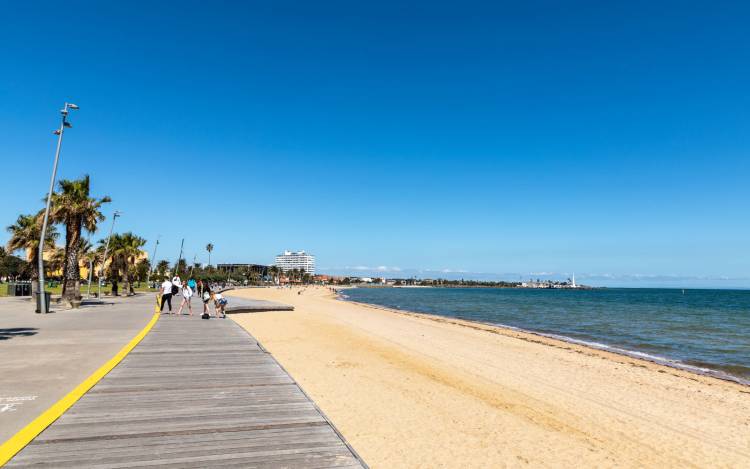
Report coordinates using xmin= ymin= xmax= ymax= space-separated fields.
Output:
xmin=68 ymin=103 xmax=79 ymax=110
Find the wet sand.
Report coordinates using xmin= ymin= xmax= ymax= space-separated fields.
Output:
xmin=229 ymin=286 xmax=750 ymax=468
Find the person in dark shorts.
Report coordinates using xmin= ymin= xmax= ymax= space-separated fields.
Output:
xmin=160 ymin=278 xmax=173 ymax=313
xmin=202 ymin=283 xmax=212 ymax=315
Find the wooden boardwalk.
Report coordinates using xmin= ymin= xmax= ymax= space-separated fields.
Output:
xmin=7 ymin=313 xmax=366 ymax=468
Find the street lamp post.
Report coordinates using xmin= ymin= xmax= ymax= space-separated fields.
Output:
xmin=97 ymin=211 xmax=121 ymax=299
xmin=38 ymin=102 xmax=79 ymax=314
xmin=86 ymin=232 xmax=93 ymax=299
xmin=146 ymin=236 xmax=160 ymax=288
xmin=175 ymin=238 xmax=184 ymax=278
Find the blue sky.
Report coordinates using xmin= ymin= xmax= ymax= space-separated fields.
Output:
xmin=2 ymin=1 xmax=749 ymax=287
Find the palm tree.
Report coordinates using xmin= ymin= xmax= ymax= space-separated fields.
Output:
xmin=79 ymin=239 xmax=99 ymax=293
xmin=117 ymin=233 xmax=147 ymax=295
xmin=99 ymin=232 xmax=145 ymax=296
xmin=268 ymin=266 xmax=279 ymax=285
xmin=175 ymin=258 xmax=188 ymax=278
xmin=135 ymin=259 xmax=151 ymax=287
xmin=206 ymin=243 xmax=214 ymax=267
xmin=47 ymin=247 xmax=66 ymax=279
xmin=155 ymin=260 xmax=170 ymax=281
xmin=50 ymin=175 xmax=111 ymax=304
xmin=6 ymin=213 xmax=59 ymax=293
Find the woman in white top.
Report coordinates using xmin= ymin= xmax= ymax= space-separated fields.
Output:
xmin=176 ymin=280 xmax=193 ymax=316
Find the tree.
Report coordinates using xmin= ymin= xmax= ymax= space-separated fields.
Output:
xmin=6 ymin=213 xmax=59 ymax=293
xmin=175 ymin=258 xmax=188 ymax=278
xmin=268 ymin=266 xmax=279 ymax=285
xmin=0 ymin=254 xmax=28 ymax=280
xmin=135 ymin=259 xmax=151 ymax=287
xmin=119 ymin=233 xmax=147 ymax=295
xmin=206 ymin=243 xmax=214 ymax=267
xmin=100 ymin=232 xmax=146 ymax=295
xmin=47 ymin=247 xmax=66 ymax=279
xmin=155 ymin=260 xmax=170 ymax=281
xmin=50 ymin=175 xmax=111 ymax=305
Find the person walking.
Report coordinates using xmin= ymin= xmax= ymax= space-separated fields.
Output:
xmin=160 ymin=278 xmax=174 ymax=313
xmin=176 ymin=280 xmax=194 ymax=316
xmin=196 ymin=279 xmax=203 ymax=298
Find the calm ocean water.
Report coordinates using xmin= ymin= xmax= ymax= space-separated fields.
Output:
xmin=341 ymin=287 xmax=750 ymax=384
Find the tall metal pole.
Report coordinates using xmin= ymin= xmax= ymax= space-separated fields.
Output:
xmin=86 ymin=255 xmax=94 ymax=299
xmin=86 ymin=232 xmax=93 ymax=299
xmin=98 ymin=211 xmax=120 ymax=298
xmin=146 ymin=236 xmax=160 ymax=287
xmin=38 ymin=103 xmax=77 ymax=314
xmin=175 ymin=238 xmax=184 ymax=278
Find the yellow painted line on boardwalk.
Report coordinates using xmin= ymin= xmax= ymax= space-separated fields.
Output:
xmin=0 ymin=312 xmax=160 ymax=466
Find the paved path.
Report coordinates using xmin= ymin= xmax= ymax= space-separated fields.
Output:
xmin=6 ymin=310 xmax=366 ymax=468
xmin=0 ymin=295 xmax=154 ymax=444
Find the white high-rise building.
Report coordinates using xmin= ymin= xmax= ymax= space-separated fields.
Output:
xmin=274 ymin=250 xmax=316 ymax=275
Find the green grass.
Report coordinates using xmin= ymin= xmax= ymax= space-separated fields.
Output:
xmin=0 ymin=283 xmax=157 ymax=297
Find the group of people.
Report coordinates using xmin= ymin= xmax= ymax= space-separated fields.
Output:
xmin=158 ymin=276 xmax=228 ymax=318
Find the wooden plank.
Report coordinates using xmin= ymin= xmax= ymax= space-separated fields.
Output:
xmin=7 ymin=314 xmax=365 ymax=468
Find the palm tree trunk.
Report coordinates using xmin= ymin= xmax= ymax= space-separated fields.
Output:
xmin=63 ymin=222 xmax=82 ymax=307
xmin=121 ymin=262 xmax=130 ymax=296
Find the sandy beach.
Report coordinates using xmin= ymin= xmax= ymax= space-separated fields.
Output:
xmin=229 ymin=286 xmax=750 ymax=468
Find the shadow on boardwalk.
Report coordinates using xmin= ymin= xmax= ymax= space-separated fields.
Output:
xmin=0 ymin=328 xmax=38 ymax=341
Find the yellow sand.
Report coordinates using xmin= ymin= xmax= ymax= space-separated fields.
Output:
xmin=229 ymin=286 xmax=750 ymax=468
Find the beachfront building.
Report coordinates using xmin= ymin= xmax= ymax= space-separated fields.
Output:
xmin=274 ymin=250 xmax=316 ymax=275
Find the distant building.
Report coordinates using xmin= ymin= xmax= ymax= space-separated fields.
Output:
xmin=274 ymin=250 xmax=316 ymax=275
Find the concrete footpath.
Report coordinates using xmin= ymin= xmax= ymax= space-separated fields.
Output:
xmin=0 ymin=294 xmax=155 ymax=444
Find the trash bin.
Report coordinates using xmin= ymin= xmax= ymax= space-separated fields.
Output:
xmin=6 ymin=283 xmax=27 ymax=296
xmin=35 ymin=291 xmax=51 ymax=313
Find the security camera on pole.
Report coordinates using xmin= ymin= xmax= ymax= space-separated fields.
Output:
xmin=37 ymin=102 xmax=79 ymax=314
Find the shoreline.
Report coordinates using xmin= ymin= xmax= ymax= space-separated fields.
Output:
xmin=337 ymin=294 xmax=750 ymax=387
